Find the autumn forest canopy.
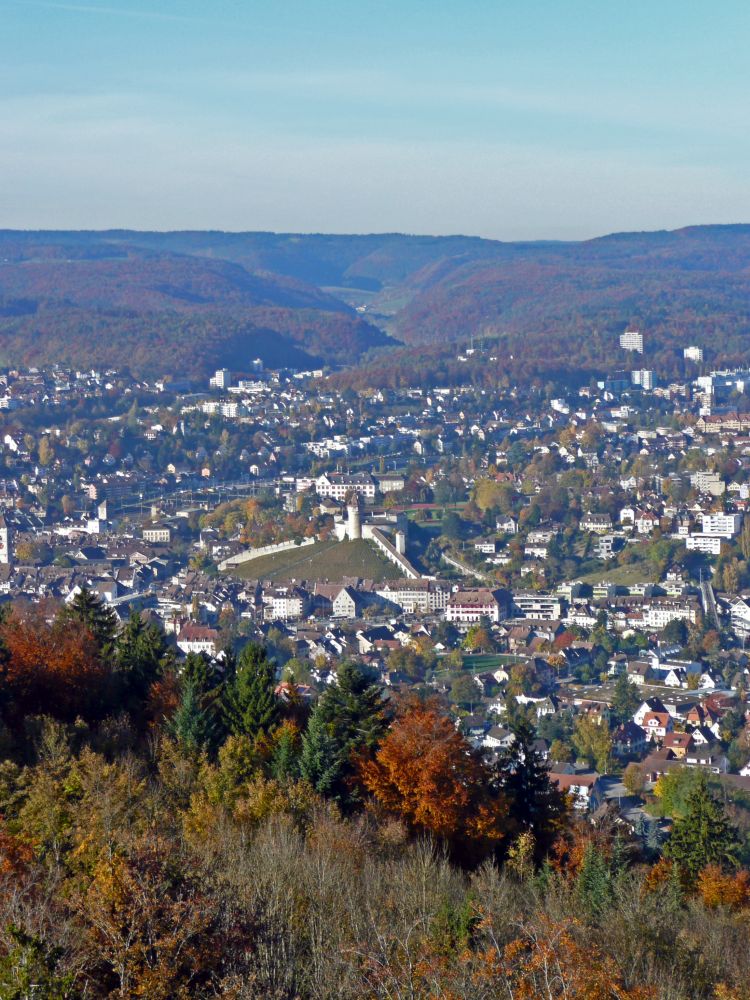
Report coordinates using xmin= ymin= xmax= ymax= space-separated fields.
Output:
xmin=2 ymin=225 xmax=750 ymax=380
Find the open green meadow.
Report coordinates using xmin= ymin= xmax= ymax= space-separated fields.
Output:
xmin=224 ymin=539 xmax=401 ymax=583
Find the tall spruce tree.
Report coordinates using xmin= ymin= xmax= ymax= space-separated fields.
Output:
xmin=495 ymin=717 xmax=567 ymax=863
xmin=317 ymin=660 xmax=388 ymax=753
xmin=113 ymin=611 xmax=173 ymax=708
xmin=230 ymin=642 xmax=278 ymax=741
xmin=610 ymin=669 xmax=640 ymax=725
xmin=576 ymin=843 xmax=613 ymax=918
xmin=664 ymin=772 xmax=739 ymax=881
xmin=299 ymin=704 xmax=343 ymax=797
xmin=311 ymin=661 xmax=388 ymax=807
xmin=270 ymin=723 xmax=300 ymax=782
xmin=170 ymin=675 xmax=218 ymax=753
xmin=172 ymin=652 xmax=228 ymax=753
xmin=59 ymin=586 xmax=118 ymax=652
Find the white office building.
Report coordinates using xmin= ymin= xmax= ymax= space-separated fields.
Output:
xmin=620 ymin=330 xmax=644 ymax=354
xmin=209 ymin=368 xmax=231 ymax=389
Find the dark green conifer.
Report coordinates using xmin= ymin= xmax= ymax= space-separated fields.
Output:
xmin=610 ymin=669 xmax=640 ymax=724
xmin=299 ymin=705 xmax=343 ymax=797
xmin=495 ymin=717 xmax=567 ymax=864
xmin=270 ymin=724 xmax=300 ymax=782
xmin=113 ymin=611 xmax=173 ymax=707
xmin=316 ymin=660 xmax=387 ymax=753
xmin=59 ymin=586 xmax=117 ymax=652
xmin=664 ymin=772 xmax=739 ymax=881
xmin=170 ymin=675 xmax=218 ymax=753
xmin=576 ymin=842 xmax=613 ymax=918
xmin=230 ymin=642 xmax=278 ymax=741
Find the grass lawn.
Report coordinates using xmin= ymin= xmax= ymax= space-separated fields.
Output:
xmin=461 ymin=653 xmax=515 ymax=671
xmin=225 ymin=539 xmax=401 ymax=583
xmin=433 ymin=652 xmax=522 ymax=682
xmin=576 ymin=560 xmax=656 ymax=588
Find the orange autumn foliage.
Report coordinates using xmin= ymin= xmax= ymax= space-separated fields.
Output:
xmin=145 ymin=671 xmax=181 ymax=728
xmin=550 ymin=814 xmax=616 ymax=879
xmin=81 ymin=841 xmax=222 ymax=998
xmin=643 ymin=856 xmax=676 ymax=894
xmin=378 ymin=914 xmax=656 ymax=999
xmin=0 ymin=820 xmax=35 ymax=876
xmin=0 ymin=609 xmax=108 ymax=721
xmin=697 ymin=864 xmax=750 ymax=910
xmin=490 ymin=918 xmax=656 ymax=999
xmin=714 ymin=987 xmax=748 ymax=1000
xmin=357 ymin=699 xmax=506 ymax=858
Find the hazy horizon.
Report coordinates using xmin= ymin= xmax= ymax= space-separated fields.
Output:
xmin=3 ymin=221 xmax=750 ymax=243
xmin=2 ymin=0 xmax=750 ymax=239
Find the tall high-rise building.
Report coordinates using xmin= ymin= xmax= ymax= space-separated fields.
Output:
xmin=209 ymin=368 xmax=231 ymax=389
xmin=684 ymin=346 xmax=704 ymax=362
xmin=631 ymin=369 xmax=655 ymax=390
xmin=619 ymin=329 xmax=644 ymax=354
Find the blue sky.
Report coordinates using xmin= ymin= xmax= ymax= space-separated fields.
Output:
xmin=1 ymin=0 xmax=749 ymax=238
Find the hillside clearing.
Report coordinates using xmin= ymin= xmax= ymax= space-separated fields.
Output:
xmin=224 ymin=538 xmax=401 ymax=583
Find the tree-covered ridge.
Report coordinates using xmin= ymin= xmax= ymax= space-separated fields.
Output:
xmin=3 ymin=224 xmax=750 ymax=376
xmin=0 ymin=244 xmax=393 ymax=376
xmin=0 ymin=251 xmax=351 ymax=313
xmin=0 ymin=304 xmax=390 ymax=377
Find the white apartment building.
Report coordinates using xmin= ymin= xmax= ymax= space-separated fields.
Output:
xmin=642 ymin=601 xmax=700 ymax=629
xmin=729 ymin=597 xmax=750 ymax=636
xmin=580 ymin=512 xmax=613 ymax=534
xmin=595 ymin=535 xmax=618 ymax=560
xmin=684 ymin=346 xmax=704 ymax=362
xmin=631 ymin=369 xmax=655 ymax=390
xmin=375 ymin=474 xmax=406 ymax=494
xmin=376 ymin=579 xmax=452 ymax=614
xmin=202 ymin=400 xmax=239 ymax=419
xmin=263 ymin=587 xmax=309 ymax=621
xmin=143 ymin=526 xmax=171 ymax=544
xmin=620 ymin=329 xmax=644 ymax=354
xmin=701 ymin=512 xmax=743 ymax=538
xmin=690 ymin=471 xmax=726 ymax=497
xmin=685 ymin=534 xmax=723 ymax=555
xmin=332 ymin=587 xmax=363 ymax=618
xmin=496 ymin=515 xmax=518 ymax=534
xmin=512 ymin=592 xmax=564 ymax=620
xmin=176 ymin=623 xmax=220 ymax=657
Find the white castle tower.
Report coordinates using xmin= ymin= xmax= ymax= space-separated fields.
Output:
xmin=346 ymin=495 xmax=362 ymax=541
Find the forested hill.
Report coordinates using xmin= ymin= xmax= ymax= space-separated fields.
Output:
xmin=388 ymin=225 xmax=750 ymax=362
xmin=2 ymin=224 xmax=750 ymax=376
xmin=0 ymin=235 xmax=394 ymax=376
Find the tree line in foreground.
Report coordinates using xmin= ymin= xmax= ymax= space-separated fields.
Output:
xmin=0 ymin=590 xmax=747 ymax=998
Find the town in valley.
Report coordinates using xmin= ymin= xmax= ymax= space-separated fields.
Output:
xmin=3 ymin=329 xmax=750 ymax=836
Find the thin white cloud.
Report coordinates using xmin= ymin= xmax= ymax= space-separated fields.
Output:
xmin=214 ymin=68 xmax=748 ymax=140
xmin=7 ymin=0 xmax=205 ymax=23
